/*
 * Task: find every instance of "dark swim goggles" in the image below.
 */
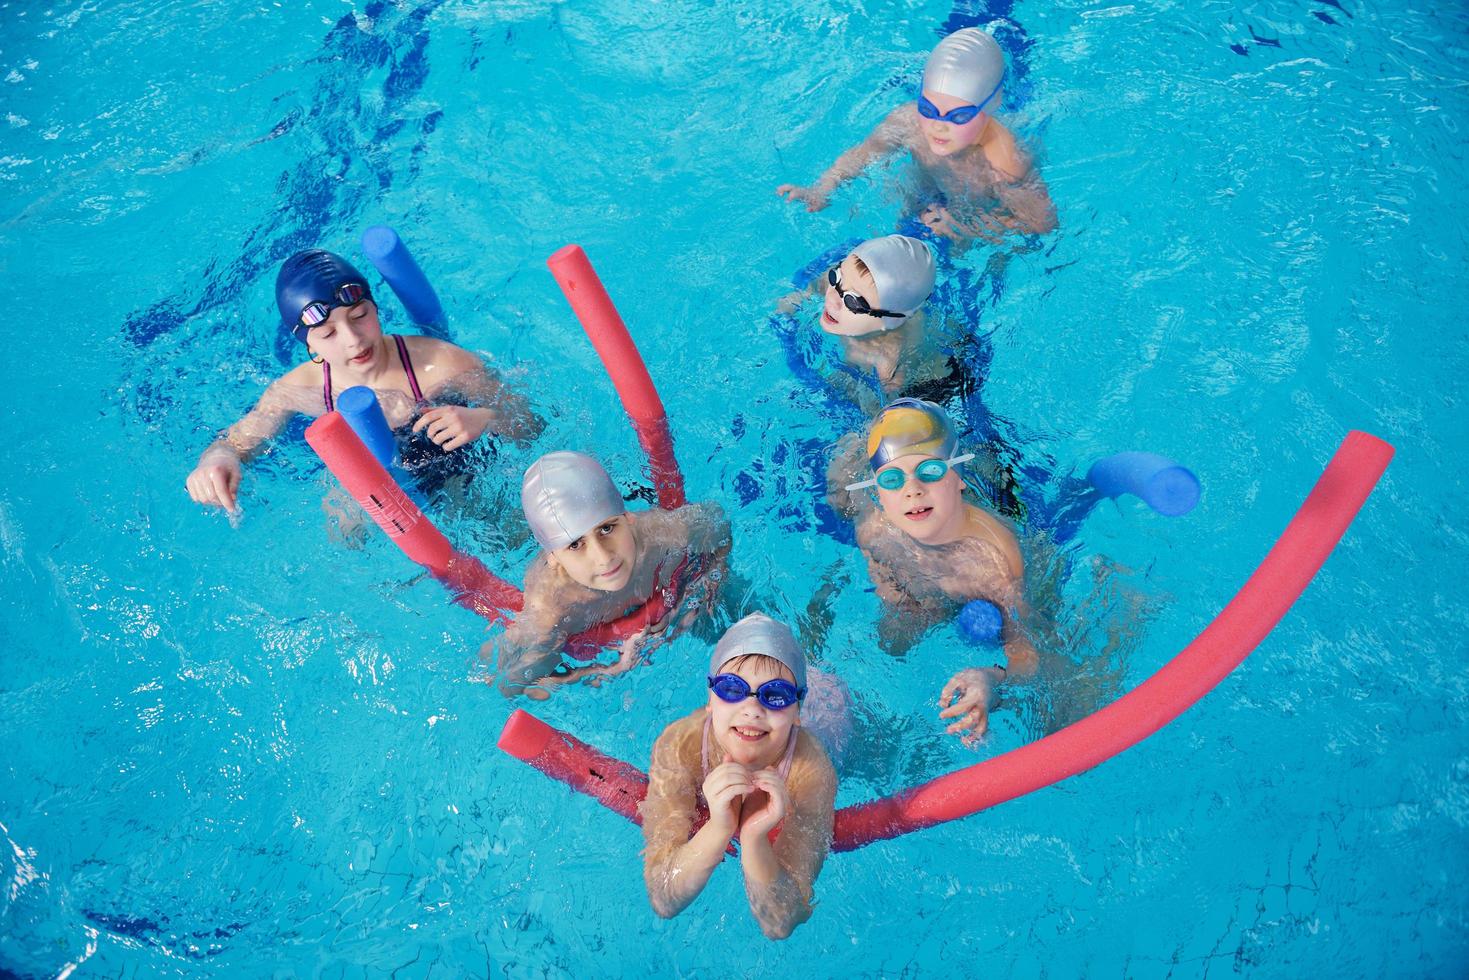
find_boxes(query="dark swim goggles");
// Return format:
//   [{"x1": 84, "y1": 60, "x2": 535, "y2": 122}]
[
  {"x1": 827, "y1": 265, "x2": 905, "y2": 320},
  {"x1": 708, "y1": 673, "x2": 806, "y2": 710},
  {"x1": 846, "y1": 453, "x2": 976, "y2": 492},
  {"x1": 916, "y1": 73, "x2": 1005, "y2": 126},
  {"x1": 296, "y1": 281, "x2": 370, "y2": 331}
]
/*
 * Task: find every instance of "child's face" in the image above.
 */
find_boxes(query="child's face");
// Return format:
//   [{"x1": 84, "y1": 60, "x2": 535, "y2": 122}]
[
  {"x1": 873, "y1": 452, "x2": 968, "y2": 545},
  {"x1": 305, "y1": 300, "x2": 385, "y2": 370},
  {"x1": 547, "y1": 513, "x2": 638, "y2": 591},
  {"x1": 707, "y1": 658, "x2": 800, "y2": 769},
  {"x1": 918, "y1": 89, "x2": 992, "y2": 157},
  {"x1": 822, "y1": 256, "x2": 887, "y2": 337}
]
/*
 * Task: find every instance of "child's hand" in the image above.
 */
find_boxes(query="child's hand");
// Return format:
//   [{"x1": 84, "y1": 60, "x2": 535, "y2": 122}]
[
  {"x1": 938, "y1": 667, "x2": 1003, "y2": 746},
  {"x1": 186, "y1": 447, "x2": 242, "y2": 513},
  {"x1": 738, "y1": 768, "x2": 790, "y2": 839},
  {"x1": 919, "y1": 204, "x2": 1006, "y2": 245},
  {"x1": 776, "y1": 183, "x2": 830, "y2": 213},
  {"x1": 412, "y1": 406, "x2": 493, "y2": 451},
  {"x1": 609, "y1": 627, "x2": 652, "y2": 675},
  {"x1": 702, "y1": 758, "x2": 754, "y2": 839}
]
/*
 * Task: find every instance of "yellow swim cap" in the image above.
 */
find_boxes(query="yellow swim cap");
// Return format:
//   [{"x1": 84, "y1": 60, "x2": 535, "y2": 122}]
[{"x1": 866, "y1": 398, "x2": 958, "y2": 469}]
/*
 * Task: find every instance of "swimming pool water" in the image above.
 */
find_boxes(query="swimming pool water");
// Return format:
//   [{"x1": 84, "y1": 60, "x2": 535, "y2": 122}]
[{"x1": 1, "y1": 0, "x2": 1465, "y2": 975}]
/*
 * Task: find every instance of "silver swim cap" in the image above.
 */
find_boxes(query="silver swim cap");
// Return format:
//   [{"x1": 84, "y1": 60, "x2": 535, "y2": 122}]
[
  {"x1": 850, "y1": 235, "x2": 936, "y2": 321},
  {"x1": 521, "y1": 451, "x2": 626, "y2": 551},
  {"x1": 710, "y1": 613, "x2": 806, "y2": 689},
  {"x1": 866, "y1": 397, "x2": 958, "y2": 470},
  {"x1": 922, "y1": 28, "x2": 1006, "y2": 106}
]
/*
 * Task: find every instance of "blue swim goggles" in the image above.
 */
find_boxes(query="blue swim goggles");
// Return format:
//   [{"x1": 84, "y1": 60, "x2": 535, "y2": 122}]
[
  {"x1": 846, "y1": 453, "x2": 975, "y2": 492},
  {"x1": 916, "y1": 73, "x2": 1005, "y2": 126},
  {"x1": 709, "y1": 673, "x2": 806, "y2": 711}
]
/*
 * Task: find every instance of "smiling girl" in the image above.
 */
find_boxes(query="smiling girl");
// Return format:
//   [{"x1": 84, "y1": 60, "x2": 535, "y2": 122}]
[
  {"x1": 185, "y1": 249, "x2": 540, "y2": 512},
  {"x1": 641, "y1": 613, "x2": 836, "y2": 940}
]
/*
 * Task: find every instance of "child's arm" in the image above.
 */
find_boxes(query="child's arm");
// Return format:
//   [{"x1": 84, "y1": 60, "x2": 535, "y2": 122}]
[
  {"x1": 410, "y1": 340, "x2": 545, "y2": 449},
  {"x1": 490, "y1": 578, "x2": 579, "y2": 698},
  {"x1": 642, "y1": 721, "x2": 752, "y2": 919},
  {"x1": 981, "y1": 127, "x2": 1057, "y2": 236},
  {"x1": 737, "y1": 742, "x2": 837, "y2": 940},
  {"x1": 185, "y1": 379, "x2": 307, "y2": 511},
  {"x1": 937, "y1": 530, "x2": 1039, "y2": 742},
  {"x1": 824, "y1": 433, "x2": 869, "y2": 519},
  {"x1": 776, "y1": 106, "x2": 910, "y2": 212}
]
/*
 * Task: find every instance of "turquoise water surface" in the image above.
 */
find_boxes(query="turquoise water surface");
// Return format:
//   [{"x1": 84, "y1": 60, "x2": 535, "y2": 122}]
[{"x1": 1, "y1": 0, "x2": 1466, "y2": 975}]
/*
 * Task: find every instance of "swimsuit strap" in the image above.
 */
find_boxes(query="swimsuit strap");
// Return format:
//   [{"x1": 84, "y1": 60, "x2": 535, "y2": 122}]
[
  {"x1": 701, "y1": 713, "x2": 714, "y2": 782},
  {"x1": 322, "y1": 361, "x2": 334, "y2": 413},
  {"x1": 777, "y1": 725, "x2": 800, "y2": 780},
  {"x1": 393, "y1": 335, "x2": 425, "y2": 404}
]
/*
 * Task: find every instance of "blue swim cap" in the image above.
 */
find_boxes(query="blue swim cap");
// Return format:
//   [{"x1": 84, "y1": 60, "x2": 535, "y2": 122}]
[{"x1": 276, "y1": 249, "x2": 373, "y2": 343}]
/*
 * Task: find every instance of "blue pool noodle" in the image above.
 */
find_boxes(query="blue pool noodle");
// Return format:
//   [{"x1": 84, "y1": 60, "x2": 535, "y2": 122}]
[
  {"x1": 1086, "y1": 452, "x2": 1200, "y2": 517},
  {"x1": 336, "y1": 386, "x2": 428, "y2": 508},
  {"x1": 360, "y1": 226, "x2": 448, "y2": 340}
]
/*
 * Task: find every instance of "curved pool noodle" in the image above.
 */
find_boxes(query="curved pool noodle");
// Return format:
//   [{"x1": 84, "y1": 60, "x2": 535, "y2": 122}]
[
  {"x1": 1087, "y1": 451, "x2": 1201, "y2": 517},
  {"x1": 304, "y1": 412, "x2": 523, "y2": 623},
  {"x1": 361, "y1": 225, "x2": 448, "y2": 339},
  {"x1": 546, "y1": 245, "x2": 686, "y2": 510},
  {"x1": 335, "y1": 386, "x2": 427, "y2": 509},
  {"x1": 956, "y1": 599, "x2": 1003, "y2": 647},
  {"x1": 498, "y1": 711, "x2": 649, "y2": 824},
  {"x1": 306, "y1": 409, "x2": 676, "y2": 654},
  {"x1": 497, "y1": 430, "x2": 1393, "y2": 851}
]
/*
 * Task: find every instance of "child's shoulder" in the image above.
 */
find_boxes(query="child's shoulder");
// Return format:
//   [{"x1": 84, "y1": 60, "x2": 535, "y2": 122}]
[
  {"x1": 878, "y1": 102, "x2": 923, "y2": 144},
  {"x1": 980, "y1": 119, "x2": 1029, "y2": 182},
  {"x1": 641, "y1": 499, "x2": 724, "y2": 534},
  {"x1": 401, "y1": 334, "x2": 479, "y2": 372},
  {"x1": 790, "y1": 729, "x2": 838, "y2": 794},
  {"x1": 278, "y1": 359, "x2": 322, "y2": 387},
  {"x1": 651, "y1": 708, "x2": 706, "y2": 764},
  {"x1": 962, "y1": 505, "x2": 1023, "y2": 576},
  {"x1": 520, "y1": 555, "x2": 583, "y2": 608}
]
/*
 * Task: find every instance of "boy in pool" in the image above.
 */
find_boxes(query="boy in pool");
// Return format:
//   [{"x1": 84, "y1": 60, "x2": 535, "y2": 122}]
[
  {"x1": 777, "y1": 27, "x2": 1056, "y2": 244},
  {"x1": 829, "y1": 398, "x2": 1038, "y2": 744},
  {"x1": 185, "y1": 249, "x2": 541, "y2": 512},
  {"x1": 780, "y1": 234, "x2": 951, "y2": 407},
  {"x1": 489, "y1": 450, "x2": 731, "y2": 698},
  {"x1": 641, "y1": 613, "x2": 836, "y2": 940}
]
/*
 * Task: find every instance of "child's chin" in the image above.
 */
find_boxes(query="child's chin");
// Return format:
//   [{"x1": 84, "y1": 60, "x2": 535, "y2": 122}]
[{"x1": 585, "y1": 572, "x2": 632, "y2": 592}]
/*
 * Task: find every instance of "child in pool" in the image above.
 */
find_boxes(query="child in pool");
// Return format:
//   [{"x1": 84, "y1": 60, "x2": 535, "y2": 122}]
[
  {"x1": 777, "y1": 27, "x2": 1056, "y2": 243},
  {"x1": 780, "y1": 234, "x2": 952, "y2": 408},
  {"x1": 829, "y1": 397, "x2": 1038, "y2": 744},
  {"x1": 641, "y1": 613, "x2": 836, "y2": 940},
  {"x1": 185, "y1": 249, "x2": 541, "y2": 512},
  {"x1": 489, "y1": 450, "x2": 731, "y2": 698}
]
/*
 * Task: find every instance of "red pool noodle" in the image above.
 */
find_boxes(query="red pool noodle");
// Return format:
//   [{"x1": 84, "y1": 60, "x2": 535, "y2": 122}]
[
  {"x1": 305, "y1": 412, "x2": 524, "y2": 623},
  {"x1": 547, "y1": 244, "x2": 686, "y2": 510},
  {"x1": 498, "y1": 710, "x2": 649, "y2": 824},
  {"x1": 497, "y1": 430, "x2": 1394, "y2": 850}
]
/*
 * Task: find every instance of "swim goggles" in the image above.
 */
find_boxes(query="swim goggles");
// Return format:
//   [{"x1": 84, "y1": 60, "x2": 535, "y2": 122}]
[
  {"x1": 916, "y1": 73, "x2": 1005, "y2": 126},
  {"x1": 296, "y1": 281, "x2": 370, "y2": 331},
  {"x1": 846, "y1": 453, "x2": 975, "y2": 492},
  {"x1": 708, "y1": 673, "x2": 806, "y2": 710},
  {"x1": 827, "y1": 265, "x2": 905, "y2": 320}
]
